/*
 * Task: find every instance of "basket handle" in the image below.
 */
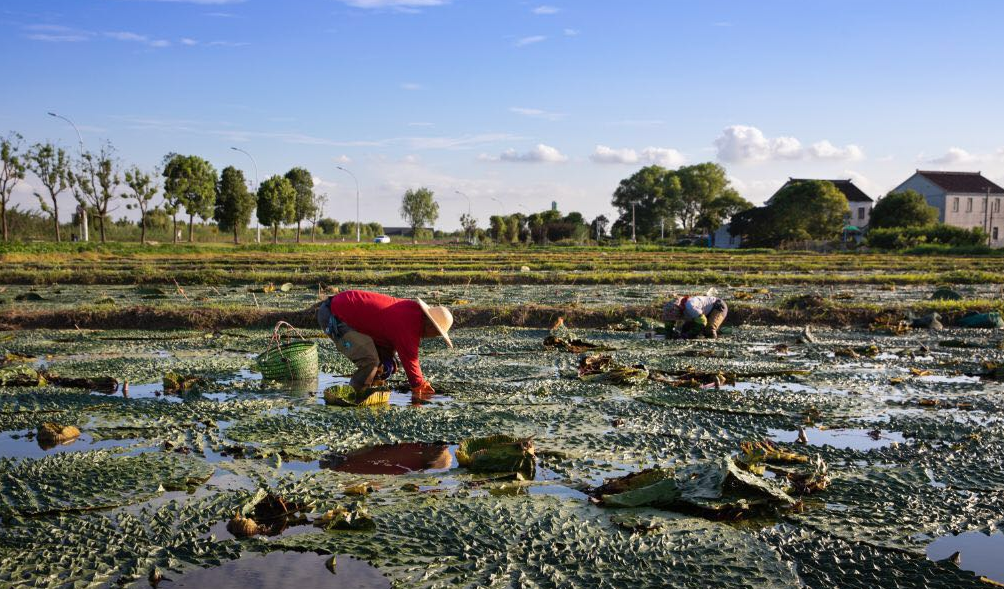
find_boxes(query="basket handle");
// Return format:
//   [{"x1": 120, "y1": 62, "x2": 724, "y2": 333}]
[{"x1": 263, "y1": 321, "x2": 310, "y2": 361}]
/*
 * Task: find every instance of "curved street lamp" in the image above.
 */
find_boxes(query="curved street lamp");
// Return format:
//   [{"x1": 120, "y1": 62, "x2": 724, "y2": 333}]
[
  {"x1": 48, "y1": 111, "x2": 88, "y2": 241},
  {"x1": 336, "y1": 165, "x2": 360, "y2": 242},
  {"x1": 230, "y1": 147, "x2": 261, "y2": 243}
]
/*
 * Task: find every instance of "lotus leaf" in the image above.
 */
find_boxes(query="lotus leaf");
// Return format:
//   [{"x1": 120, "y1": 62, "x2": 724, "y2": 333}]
[
  {"x1": 163, "y1": 371, "x2": 207, "y2": 393},
  {"x1": 314, "y1": 503, "x2": 375, "y2": 531},
  {"x1": 323, "y1": 385, "x2": 391, "y2": 407},
  {"x1": 456, "y1": 434, "x2": 536, "y2": 477},
  {"x1": 36, "y1": 422, "x2": 81, "y2": 446}
]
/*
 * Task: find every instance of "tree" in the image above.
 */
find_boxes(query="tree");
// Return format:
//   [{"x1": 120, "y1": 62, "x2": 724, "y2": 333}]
[
  {"x1": 732, "y1": 180, "x2": 848, "y2": 247},
  {"x1": 284, "y1": 167, "x2": 315, "y2": 243},
  {"x1": 124, "y1": 167, "x2": 159, "y2": 245},
  {"x1": 590, "y1": 215, "x2": 609, "y2": 241},
  {"x1": 214, "y1": 166, "x2": 256, "y2": 244},
  {"x1": 869, "y1": 190, "x2": 939, "y2": 229},
  {"x1": 400, "y1": 187, "x2": 439, "y2": 243},
  {"x1": 73, "y1": 142, "x2": 121, "y2": 242},
  {"x1": 162, "y1": 154, "x2": 217, "y2": 243},
  {"x1": 460, "y1": 213, "x2": 478, "y2": 243},
  {"x1": 696, "y1": 190, "x2": 752, "y2": 234},
  {"x1": 317, "y1": 217, "x2": 339, "y2": 235},
  {"x1": 367, "y1": 222, "x2": 383, "y2": 237},
  {"x1": 676, "y1": 163, "x2": 741, "y2": 233},
  {"x1": 256, "y1": 175, "x2": 296, "y2": 243},
  {"x1": 311, "y1": 192, "x2": 328, "y2": 242},
  {"x1": 26, "y1": 142, "x2": 71, "y2": 242},
  {"x1": 0, "y1": 132, "x2": 26, "y2": 241},
  {"x1": 611, "y1": 165, "x2": 679, "y2": 240}
]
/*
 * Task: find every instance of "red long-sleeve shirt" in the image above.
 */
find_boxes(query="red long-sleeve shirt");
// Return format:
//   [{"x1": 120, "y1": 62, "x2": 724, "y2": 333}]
[{"x1": 330, "y1": 290, "x2": 427, "y2": 387}]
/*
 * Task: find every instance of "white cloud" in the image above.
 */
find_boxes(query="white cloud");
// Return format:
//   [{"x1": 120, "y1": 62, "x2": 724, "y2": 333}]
[
  {"x1": 400, "y1": 82, "x2": 422, "y2": 91},
  {"x1": 206, "y1": 40, "x2": 249, "y2": 47},
  {"x1": 590, "y1": 145, "x2": 685, "y2": 167},
  {"x1": 480, "y1": 144, "x2": 568, "y2": 163},
  {"x1": 532, "y1": 5, "x2": 560, "y2": 15},
  {"x1": 515, "y1": 35, "x2": 546, "y2": 47},
  {"x1": 563, "y1": 28, "x2": 579, "y2": 36},
  {"x1": 180, "y1": 37, "x2": 199, "y2": 45},
  {"x1": 714, "y1": 125, "x2": 864, "y2": 163},
  {"x1": 407, "y1": 122, "x2": 434, "y2": 127},
  {"x1": 104, "y1": 31, "x2": 172, "y2": 46},
  {"x1": 130, "y1": 0, "x2": 245, "y2": 4},
  {"x1": 843, "y1": 170, "x2": 879, "y2": 195},
  {"x1": 509, "y1": 106, "x2": 565, "y2": 121},
  {"x1": 925, "y1": 147, "x2": 1001, "y2": 165},
  {"x1": 23, "y1": 24, "x2": 92, "y2": 42},
  {"x1": 333, "y1": 155, "x2": 352, "y2": 164}
]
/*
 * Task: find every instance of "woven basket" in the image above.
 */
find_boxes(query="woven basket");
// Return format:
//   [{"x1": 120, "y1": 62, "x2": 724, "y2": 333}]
[{"x1": 257, "y1": 322, "x2": 319, "y2": 381}]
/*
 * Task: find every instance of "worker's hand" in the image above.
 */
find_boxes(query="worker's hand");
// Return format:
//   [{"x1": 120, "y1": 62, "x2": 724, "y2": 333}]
[
  {"x1": 681, "y1": 315, "x2": 707, "y2": 338},
  {"x1": 411, "y1": 381, "x2": 435, "y2": 396}
]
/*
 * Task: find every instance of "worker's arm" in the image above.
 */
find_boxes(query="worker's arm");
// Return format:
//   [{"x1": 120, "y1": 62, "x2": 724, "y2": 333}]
[
  {"x1": 396, "y1": 332, "x2": 431, "y2": 393},
  {"x1": 680, "y1": 314, "x2": 708, "y2": 338}
]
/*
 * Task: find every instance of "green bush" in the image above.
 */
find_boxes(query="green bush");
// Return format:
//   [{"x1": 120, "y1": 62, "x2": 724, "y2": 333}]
[{"x1": 866, "y1": 224, "x2": 987, "y2": 250}]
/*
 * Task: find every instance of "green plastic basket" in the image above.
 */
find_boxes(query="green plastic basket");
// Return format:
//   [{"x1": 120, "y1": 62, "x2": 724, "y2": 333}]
[{"x1": 257, "y1": 339, "x2": 318, "y2": 381}]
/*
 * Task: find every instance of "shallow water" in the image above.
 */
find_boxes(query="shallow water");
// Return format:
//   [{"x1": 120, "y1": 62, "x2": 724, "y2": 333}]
[
  {"x1": 768, "y1": 427, "x2": 907, "y2": 451},
  {"x1": 927, "y1": 531, "x2": 1004, "y2": 584},
  {"x1": 0, "y1": 430, "x2": 146, "y2": 459},
  {"x1": 160, "y1": 551, "x2": 389, "y2": 589}
]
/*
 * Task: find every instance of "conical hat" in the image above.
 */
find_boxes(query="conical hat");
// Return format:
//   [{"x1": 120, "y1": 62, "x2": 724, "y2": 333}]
[{"x1": 416, "y1": 299, "x2": 454, "y2": 348}]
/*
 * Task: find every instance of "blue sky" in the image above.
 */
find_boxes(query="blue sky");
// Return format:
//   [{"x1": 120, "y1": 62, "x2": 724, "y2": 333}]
[{"x1": 3, "y1": 0, "x2": 1004, "y2": 229}]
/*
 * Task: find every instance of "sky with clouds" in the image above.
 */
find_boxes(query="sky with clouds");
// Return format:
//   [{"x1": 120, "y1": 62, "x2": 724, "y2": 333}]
[{"x1": 3, "y1": 0, "x2": 1004, "y2": 229}]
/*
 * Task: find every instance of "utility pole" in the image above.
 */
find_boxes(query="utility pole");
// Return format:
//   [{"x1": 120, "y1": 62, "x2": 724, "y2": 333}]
[
  {"x1": 631, "y1": 201, "x2": 639, "y2": 243},
  {"x1": 985, "y1": 187, "x2": 992, "y2": 246},
  {"x1": 660, "y1": 217, "x2": 665, "y2": 240}
]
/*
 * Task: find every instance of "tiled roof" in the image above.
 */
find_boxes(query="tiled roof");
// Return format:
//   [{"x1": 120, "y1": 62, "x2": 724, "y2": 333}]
[{"x1": 916, "y1": 170, "x2": 1004, "y2": 194}]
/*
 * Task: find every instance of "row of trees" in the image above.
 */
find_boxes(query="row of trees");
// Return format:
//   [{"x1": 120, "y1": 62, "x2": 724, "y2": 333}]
[{"x1": 0, "y1": 131, "x2": 345, "y2": 244}]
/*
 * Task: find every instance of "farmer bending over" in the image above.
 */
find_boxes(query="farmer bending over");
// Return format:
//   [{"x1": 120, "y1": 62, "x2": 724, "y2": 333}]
[
  {"x1": 317, "y1": 289, "x2": 453, "y2": 395},
  {"x1": 663, "y1": 295, "x2": 728, "y2": 339}
]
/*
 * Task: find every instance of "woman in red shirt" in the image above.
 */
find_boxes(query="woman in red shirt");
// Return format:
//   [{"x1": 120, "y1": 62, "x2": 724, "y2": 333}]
[{"x1": 316, "y1": 290, "x2": 453, "y2": 395}]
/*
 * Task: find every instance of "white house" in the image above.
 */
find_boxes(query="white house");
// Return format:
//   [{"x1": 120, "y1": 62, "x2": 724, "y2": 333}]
[
  {"x1": 777, "y1": 178, "x2": 874, "y2": 228},
  {"x1": 711, "y1": 224, "x2": 741, "y2": 248},
  {"x1": 891, "y1": 170, "x2": 1004, "y2": 247}
]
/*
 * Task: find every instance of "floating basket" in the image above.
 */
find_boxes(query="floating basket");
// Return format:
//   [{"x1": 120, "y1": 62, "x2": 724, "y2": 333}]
[
  {"x1": 323, "y1": 385, "x2": 391, "y2": 407},
  {"x1": 257, "y1": 322, "x2": 319, "y2": 381}
]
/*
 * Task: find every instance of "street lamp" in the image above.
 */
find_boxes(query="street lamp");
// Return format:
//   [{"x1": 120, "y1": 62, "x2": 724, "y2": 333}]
[
  {"x1": 230, "y1": 147, "x2": 261, "y2": 243},
  {"x1": 336, "y1": 165, "x2": 360, "y2": 242},
  {"x1": 454, "y1": 190, "x2": 472, "y2": 217},
  {"x1": 48, "y1": 111, "x2": 87, "y2": 241}
]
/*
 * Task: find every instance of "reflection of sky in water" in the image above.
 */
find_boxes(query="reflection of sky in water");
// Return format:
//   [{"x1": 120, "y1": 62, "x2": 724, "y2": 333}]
[
  {"x1": 0, "y1": 430, "x2": 148, "y2": 460},
  {"x1": 163, "y1": 551, "x2": 389, "y2": 589},
  {"x1": 928, "y1": 531, "x2": 1004, "y2": 584},
  {"x1": 769, "y1": 427, "x2": 906, "y2": 451}
]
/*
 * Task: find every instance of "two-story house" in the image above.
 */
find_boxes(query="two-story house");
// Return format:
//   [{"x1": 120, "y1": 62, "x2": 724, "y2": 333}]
[
  {"x1": 778, "y1": 178, "x2": 874, "y2": 228},
  {"x1": 890, "y1": 170, "x2": 1004, "y2": 247}
]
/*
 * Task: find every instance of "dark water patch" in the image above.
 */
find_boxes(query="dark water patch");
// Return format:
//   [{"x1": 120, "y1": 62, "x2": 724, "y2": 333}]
[
  {"x1": 0, "y1": 430, "x2": 145, "y2": 460},
  {"x1": 769, "y1": 427, "x2": 906, "y2": 451},
  {"x1": 321, "y1": 443, "x2": 455, "y2": 475},
  {"x1": 927, "y1": 531, "x2": 1004, "y2": 584},
  {"x1": 161, "y1": 551, "x2": 389, "y2": 588}
]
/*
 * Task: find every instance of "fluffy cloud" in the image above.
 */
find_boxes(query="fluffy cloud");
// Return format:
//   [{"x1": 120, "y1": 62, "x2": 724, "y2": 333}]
[
  {"x1": 337, "y1": 0, "x2": 448, "y2": 8},
  {"x1": 532, "y1": 5, "x2": 560, "y2": 14},
  {"x1": 400, "y1": 82, "x2": 422, "y2": 91},
  {"x1": 104, "y1": 31, "x2": 171, "y2": 47},
  {"x1": 926, "y1": 147, "x2": 1004, "y2": 165},
  {"x1": 590, "y1": 145, "x2": 685, "y2": 167},
  {"x1": 480, "y1": 144, "x2": 568, "y2": 163},
  {"x1": 714, "y1": 125, "x2": 863, "y2": 164}
]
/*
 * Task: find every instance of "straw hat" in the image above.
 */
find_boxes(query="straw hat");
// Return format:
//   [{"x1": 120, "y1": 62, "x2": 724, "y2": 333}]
[{"x1": 416, "y1": 299, "x2": 454, "y2": 348}]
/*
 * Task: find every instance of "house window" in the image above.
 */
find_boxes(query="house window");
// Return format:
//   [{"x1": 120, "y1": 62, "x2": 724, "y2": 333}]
[
  {"x1": 967, "y1": 198, "x2": 973, "y2": 212},
  {"x1": 996, "y1": 199, "x2": 1001, "y2": 213},
  {"x1": 858, "y1": 207, "x2": 865, "y2": 220},
  {"x1": 994, "y1": 227, "x2": 1000, "y2": 241},
  {"x1": 953, "y1": 198, "x2": 959, "y2": 212}
]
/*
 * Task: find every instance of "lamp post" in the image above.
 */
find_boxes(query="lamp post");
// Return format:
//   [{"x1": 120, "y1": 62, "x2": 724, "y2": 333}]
[
  {"x1": 230, "y1": 147, "x2": 260, "y2": 243},
  {"x1": 336, "y1": 165, "x2": 360, "y2": 242},
  {"x1": 48, "y1": 111, "x2": 88, "y2": 241},
  {"x1": 455, "y1": 190, "x2": 473, "y2": 244}
]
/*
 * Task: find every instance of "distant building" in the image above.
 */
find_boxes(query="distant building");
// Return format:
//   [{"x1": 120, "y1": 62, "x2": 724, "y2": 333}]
[
  {"x1": 711, "y1": 224, "x2": 741, "y2": 249},
  {"x1": 771, "y1": 178, "x2": 874, "y2": 228},
  {"x1": 891, "y1": 170, "x2": 1004, "y2": 247}
]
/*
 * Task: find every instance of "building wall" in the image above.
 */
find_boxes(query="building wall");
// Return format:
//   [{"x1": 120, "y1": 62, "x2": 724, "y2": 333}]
[
  {"x1": 845, "y1": 202, "x2": 872, "y2": 227},
  {"x1": 892, "y1": 174, "x2": 948, "y2": 222},
  {"x1": 712, "y1": 224, "x2": 741, "y2": 248},
  {"x1": 890, "y1": 173, "x2": 1004, "y2": 247}
]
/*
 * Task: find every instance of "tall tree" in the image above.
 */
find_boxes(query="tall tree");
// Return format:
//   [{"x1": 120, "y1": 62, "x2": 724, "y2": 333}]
[
  {"x1": 74, "y1": 142, "x2": 121, "y2": 242},
  {"x1": 256, "y1": 175, "x2": 296, "y2": 244},
  {"x1": 400, "y1": 187, "x2": 439, "y2": 243},
  {"x1": 732, "y1": 180, "x2": 848, "y2": 247},
  {"x1": 0, "y1": 132, "x2": 26, "y2": 241},
  {"x1": 869, "y1": 190, "x2": 939, "y2": 229},
  {"x1": 611, "y1": 165, "x2": 680, "y2": 240},
  {"x1": 162, "y1": 154, "x2": 217, "y2": 243},
  {"x1": 284, "y1": 167, "x2": 315, "y2": 243},
  {"x1": 214, "y1": 166, "x2": 256, "y2": 245},
  {"x1": 311, "y1": 192, "x2": 328, "y2": 242},
  {"x1": 676, "y1": 163, "x2": 739, "y2": 233},
  {"x1": 696, "y1": 190, "x2": 753, "y2": 234},
  {"x1": 123, "y1": 167, "x2": 159, "y2": 245},
  {"x1": 460, "y1": 213, "x2": 478, "y2": 243},
  {"x1": 26, "y1": 143, "x2": 71, "y2": 242}
]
